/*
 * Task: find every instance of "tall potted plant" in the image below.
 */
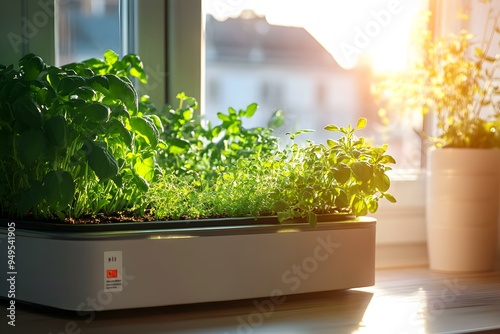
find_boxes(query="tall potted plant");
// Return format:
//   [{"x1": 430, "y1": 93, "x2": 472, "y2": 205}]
[{"x1": 373, "y1": 10, "x2": 500, "y2": 272}]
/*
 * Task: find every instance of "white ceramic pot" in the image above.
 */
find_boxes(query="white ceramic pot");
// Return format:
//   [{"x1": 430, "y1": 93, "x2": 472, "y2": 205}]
[{"x1": 426, "y1": 148, "x2": 500, "y2": 272}]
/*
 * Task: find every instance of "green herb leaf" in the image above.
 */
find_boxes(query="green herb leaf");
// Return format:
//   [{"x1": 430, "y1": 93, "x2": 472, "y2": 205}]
[
  {"x1": 72, "y1": 86, "x2": 96, "y2": 100},
  {"x1": 43, "y1": 170, "x2": 75, "y2": 210},
  {"x1": 352, "y1": 196, "x2": 368, "y2": 216},
  {"x1": 277, "y1": 211, "x2": 291, "y2": 223},
  {"x1": 368, "y1": 199, "x2": 379, "y2": 213},
  {"x1": 130, "y1": 116, "x2": 159, "y2": 147},
  {"x1": 356, "y1": 117, "x2": 367, "y2": 130},
  {"x1": 44, "y1": 115, "x2": 68, "y2": 149},
  {"x1": 335, "y1": 190, "x2": 349, "y2": 208},
  {"x1": 84, "y1": 103, "x2": 110, "y2": 122},
  {"x1": 106, "y1": 74, "x2": 138, "y2": 113},
  {"x1": 107, "y1": 118, "x2": 132, "y2": 148},
  {"x1": 384, "y1": 193, "x2": 397, "y2": 203},
  {"x1": 19, "y1": 54, "x2": 45, "y2": 80},
  {"x1": 88, "y1": 75, "x2": 110, "y2": 91},
  {"x1": 58, "y1": 76, "x2": 86, "y2": 96},
  {"x1": 122, "y1": 54, "x2": 147, "y2": 84},
  {"x1": 85, "y1": 141, "x2": 119, "y2": 180},
  {"x1": 245, "y1": 103, "x2": 258, "y2": 118},
  {"x1": 332, "y1": 164, "x2": 351, "y2": 184},
  {"x1": 12, "y1": 96, "x2": 42, "y2": 130},
  {"x1": 132, "y1": 171, "x2": 150, "y2": 193},
  {"x1": 375, "y1": 172, "x2": 391, "y2": 192},
  {"x1": 104, "y1": 49, "x2": 119, "y2": 65},
  {"x1": 134, "y1": 156, "x2": 156, "y2": 181},
  {"x1": 17, "y1": 128, "x2": 47, "y2": 165},
  {"x1": 166, "y1": 138, "x2": 190, "y2": 154},
  {"x1": 352, "y1": 162, "x2": 373, "y2": 183},
  {"x1": 324, "y1": 124, "x2": 340, "y2": 132}
]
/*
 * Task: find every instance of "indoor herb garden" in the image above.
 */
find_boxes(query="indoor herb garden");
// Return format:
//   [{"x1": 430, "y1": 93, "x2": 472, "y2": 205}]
[
  {"x1": 0, "y1": 51, "x2": 396, "y2": 226},
  {"x1": 0, "y1": 51, "x2": 396, "y2": 311}
]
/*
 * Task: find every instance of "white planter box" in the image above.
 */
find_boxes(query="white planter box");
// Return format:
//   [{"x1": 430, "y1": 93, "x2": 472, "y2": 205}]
[{"x1": 0, "y1": 217, "x2": 376, "y2": 311}]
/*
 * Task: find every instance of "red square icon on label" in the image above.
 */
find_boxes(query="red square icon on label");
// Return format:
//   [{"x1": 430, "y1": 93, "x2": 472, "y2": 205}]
[{"x1": 106, "y1": 269, "x2": 118, "y2": 278}]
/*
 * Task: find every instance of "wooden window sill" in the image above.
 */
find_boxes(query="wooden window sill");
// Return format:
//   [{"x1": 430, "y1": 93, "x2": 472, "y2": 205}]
[{"x1": 6, "y1": 258, "x2": 500, "y2": 334}]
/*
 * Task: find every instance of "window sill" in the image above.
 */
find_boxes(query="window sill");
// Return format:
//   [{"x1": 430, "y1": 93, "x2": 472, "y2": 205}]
[{"x1": 9, "y1": 259, "x2": 500, "y2": 333}]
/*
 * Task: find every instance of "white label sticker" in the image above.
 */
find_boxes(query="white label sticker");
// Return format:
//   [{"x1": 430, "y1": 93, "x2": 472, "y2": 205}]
[{"x1": 104, "y1": 251, "x2": 123, "y2": 292}]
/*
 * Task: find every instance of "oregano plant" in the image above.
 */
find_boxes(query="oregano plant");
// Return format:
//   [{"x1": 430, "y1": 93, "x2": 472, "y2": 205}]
[{"x1": 271, "y1": 118, "x2": 396, "y2": 227}]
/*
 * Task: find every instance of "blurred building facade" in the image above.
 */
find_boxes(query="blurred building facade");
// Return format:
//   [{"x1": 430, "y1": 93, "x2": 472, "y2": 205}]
[{"x1": 205, "y1": 13, "x2": 378, "y2": 144}]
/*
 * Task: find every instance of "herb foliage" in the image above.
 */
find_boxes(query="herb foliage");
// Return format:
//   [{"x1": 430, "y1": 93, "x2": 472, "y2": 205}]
[
  {"x1": 270, "y1": 118, "x2": 396, "y2": 227},
  {"x1": 1, "y1": 51, "x2": 396, "y2": 226},
  {"x1": 0, "y1": 50, "x2": 160, "y2": 219}
]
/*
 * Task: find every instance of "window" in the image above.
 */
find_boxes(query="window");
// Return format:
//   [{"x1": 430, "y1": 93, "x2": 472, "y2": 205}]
[
  {"x1": 55, "y1": 0, "x2": 125, "y2": 65},
  {"x1": 204, "y1": 0, "x2": 428, "y2": 170},
  {"x1": 53, "y1": 0, "x2": 166, "y2": 108}
]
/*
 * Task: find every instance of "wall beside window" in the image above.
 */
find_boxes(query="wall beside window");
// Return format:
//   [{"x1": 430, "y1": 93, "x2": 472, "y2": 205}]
[{"x1": 0, "y1": 0, "x2": 55, "y2": 65}]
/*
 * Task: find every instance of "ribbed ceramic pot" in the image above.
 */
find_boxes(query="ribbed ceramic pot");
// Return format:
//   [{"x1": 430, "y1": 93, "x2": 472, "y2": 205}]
[{"x1": 426, "y1": 148, "x2": 500, "y2": 272}]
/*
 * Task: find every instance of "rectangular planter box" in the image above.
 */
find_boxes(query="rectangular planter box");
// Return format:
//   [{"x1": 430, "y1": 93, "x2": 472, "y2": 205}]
[{"x1": 0, "y1": 217, "x2": 376, "y2": 311}]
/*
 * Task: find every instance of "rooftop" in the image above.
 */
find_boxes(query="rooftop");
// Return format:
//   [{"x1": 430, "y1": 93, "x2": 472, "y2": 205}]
[{"x1": 205, "y1": 13, "x2": 341, "y2": 68}]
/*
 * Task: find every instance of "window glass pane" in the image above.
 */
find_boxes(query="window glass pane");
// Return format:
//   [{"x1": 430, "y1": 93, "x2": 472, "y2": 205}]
[
  {"x1": 56, "y1": 0, "x2": 122, "y2": 65},
  {"x1": 204, "y1": 0, "x2": 428, "y2": 170}
]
